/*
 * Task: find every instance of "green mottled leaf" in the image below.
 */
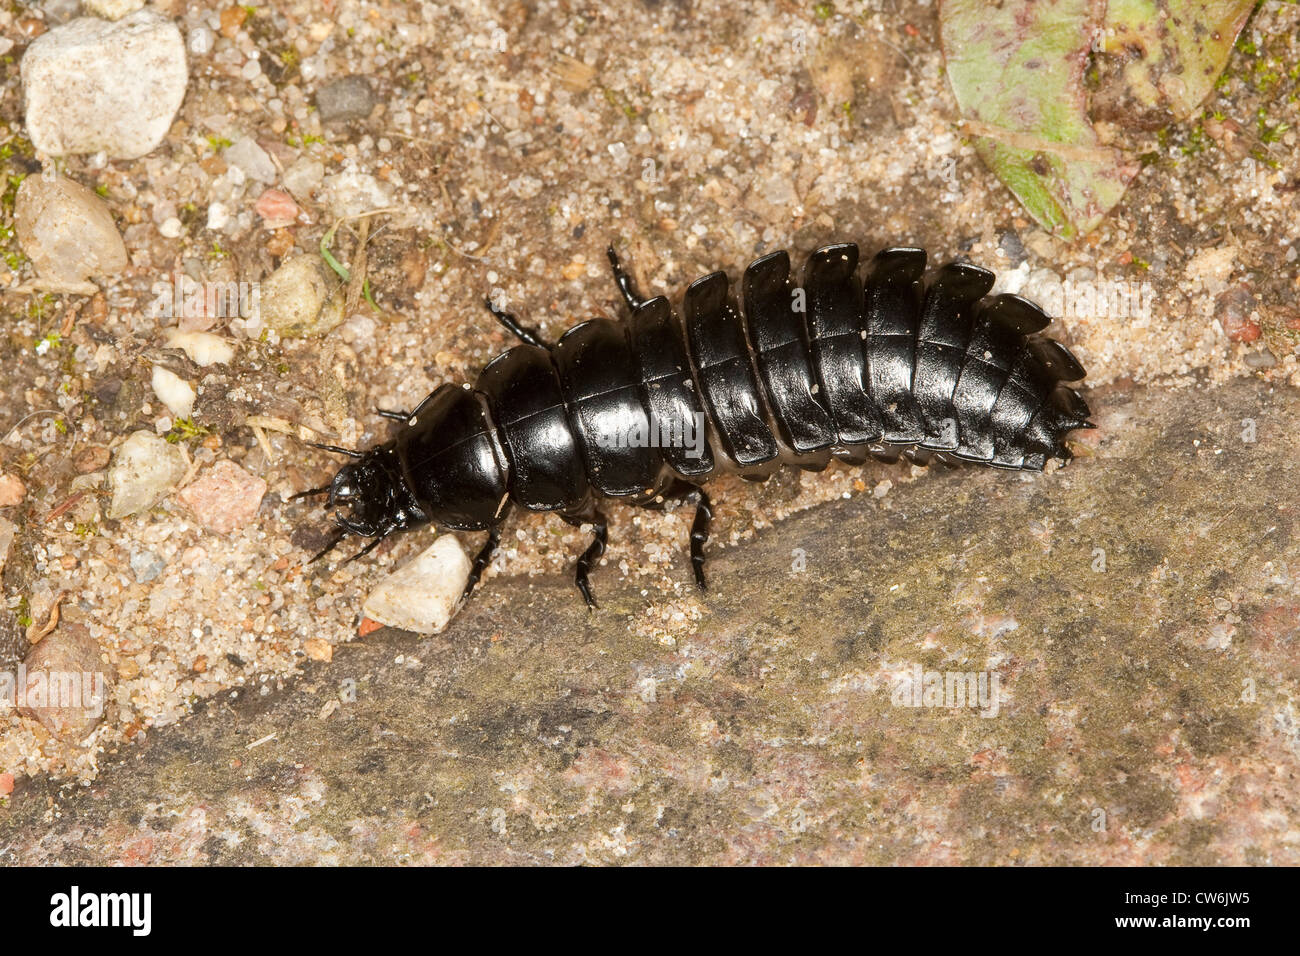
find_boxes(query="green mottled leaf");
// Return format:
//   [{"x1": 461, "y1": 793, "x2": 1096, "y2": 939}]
[
  {"x1": 939, "y1": 0, "x2": 1256, "y2": 238},
  {"x1": 1099, "y1": 0, "x2": 1255, "y2": 121}
]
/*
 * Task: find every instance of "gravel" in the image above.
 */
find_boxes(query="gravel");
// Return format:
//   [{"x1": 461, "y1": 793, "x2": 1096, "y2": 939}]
[
  {"x1": 17, "y1": 621, "x2": 109, "y2": 741},
  {"x1": 84, "y1": 0, "x2": 146, "y2": 20},
  {"x1": 149, "y1": 364, "x2": 196, "y2": 419},
  {"x1": 175, "y1": 459, "x2": 267, "y2": 535},
  {"x1": 360, "y1": 534, "x2": 471, "y2": 635},
  {"x1": 224, "y1": 137, "x2": 278, "y2": 185},
  {"x1": 315, "y1": 75, "x2": 377, "y2": 123},
  {"x1": 104, "y1": 430, "x2": 186, "y2": 520},
  {"x1": 257, "y1": 252, "x2": 345, "y2": 338},
  {"x1": 20, "y1": 10, "x2": 188, "y2": 159},
  {"x1": 13, "y1": 174, "x2": 127, "y2": 293},
  {"x1": 0, "y1": 474, "x2": 24, "y2": 508}
]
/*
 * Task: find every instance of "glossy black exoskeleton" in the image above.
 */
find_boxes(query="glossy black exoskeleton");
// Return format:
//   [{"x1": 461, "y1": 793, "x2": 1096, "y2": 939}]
[{"x1": 295, "y1": 243, "x2": 1093, "y2": 608}]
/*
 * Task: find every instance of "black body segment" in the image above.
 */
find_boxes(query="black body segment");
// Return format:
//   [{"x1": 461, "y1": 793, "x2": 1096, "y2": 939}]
[
  {"x1": 803, "y1": 243, "x2": 884, "y2": 445},
  {"x1": 912, "y1": 261, "x2": 996, "y2": 451},
  {"x1": 862, "y1": 247, "x2": 928, "y2": 444},
  {"x1": 552, "y1": 318, "x2": 663, "y2": 498},
  {"x1": 476, "y1": 344, "x2": 587, "y2": 512},
  {"x1": 741, "y1": 250, "x2": 836, "y2": 454},
  {"x1": 683, "y1": 270, "x2": 780, "y2": 469},
  {"x1": 299, "y1": 240, "x2": 1094, "y2": 609},
  {"x1": 950, "y1": 294, "x2": 1048, "y2": 462},
  {"x1": 628, "y1": 294, "x2": 715, "y2": 478},
  {"x1": 395, "y1": 384, "x2": 508, "y2": 531}
]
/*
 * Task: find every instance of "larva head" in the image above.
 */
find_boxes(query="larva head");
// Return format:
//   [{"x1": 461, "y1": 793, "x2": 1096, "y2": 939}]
[{"x1": 326, "y1": 448, "x2": 424, "y2": 538}]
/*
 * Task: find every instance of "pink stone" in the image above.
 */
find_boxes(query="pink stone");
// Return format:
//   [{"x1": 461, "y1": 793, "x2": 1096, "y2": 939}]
[
  {"x1": 0, "y1": 472, "x2": 25, "y2": 507},
  {"x1": 254, "y1": 188, "x2": 302, "y2": 228},
  {"x1": 19, "y1": 623, "x2": 109, "y2": 740},
  {"x1": 178, "y1": 460, "x2": 267, "y2": 534}
]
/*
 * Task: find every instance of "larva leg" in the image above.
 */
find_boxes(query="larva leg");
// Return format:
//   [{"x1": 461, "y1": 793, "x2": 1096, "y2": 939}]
[
  {"x1": 482, "y1": 296, "x2": 551, "y2": 350},
  {"x1": 606, "y1": 244, "x2": 648, "y2": 311},
  {"x1": 342, "y1": 534, "x2": 385, "y2": 566},
  {"x1": 562, "y1": 510, "x2": 608, "y2": 609},
  {"x1": 688, "y1": 488, "x2": 712, "y2": 591},
  {"x1": 640, "y1": 480, "x2": 713, "y2": 591},
  {"x1": 375, "y1": 407, "x2": 410, "y2": 422},
  {"x1": 462, "y1": 523, "x2": 503, "y2": 602}
]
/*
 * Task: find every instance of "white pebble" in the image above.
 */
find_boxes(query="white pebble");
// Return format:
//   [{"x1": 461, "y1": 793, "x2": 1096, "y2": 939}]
[
  {"x1": 321, "y1": 170, "x2": 395, "y2": 219},
  {"x1": 259, "y1": 254, "x2": 344, "y2": 338},
  {"x1": 151, "y1": 365, "x2": 196, "y2": 419},
  {"x1": 164, "y1": 329, "x2": 236, "y2": 366},
  {"x1": 13, "y1": 174, "x2": 127, "y2": 293},
  {"x1": 21, "y1": 11, "x2": 188, "y2": 159},
  {"x1": 225, "y1": 137, "x2": 277, "y2": 184},
  {"x1": 206, "y1": 201, "x2": 230, "y2": 231},
  {"x1": 361, "y1": 536, "x2": 472, "y2": 635},
  {"x1": 107, "y1": 430, "x2": 186, "y2": 519}
]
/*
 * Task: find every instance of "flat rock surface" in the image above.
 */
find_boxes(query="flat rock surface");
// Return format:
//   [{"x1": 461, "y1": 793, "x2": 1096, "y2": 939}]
[{"x1": 2, "y1": 377, "x2": 1296, "y2": 865}]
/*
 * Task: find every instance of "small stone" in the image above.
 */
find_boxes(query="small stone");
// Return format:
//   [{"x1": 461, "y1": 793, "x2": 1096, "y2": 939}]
[
  {"x1": 117, "y1": 658, "x2": 140, "y2": 680},
  {"x1": 164, "y1": 329, "x2": 236, "y2": 367},
  {"x1": 1244, "y1": 349, "x2": 1277, "y2": 370},
  {"x1": 1190, "y1": 245, "x2": 1237, "y2": 294},
  {"x1": 361, "y1": 535, "x2": 472, "y2": 635},
  {"x1": 281, "y1": 157, "x2": 325, "y2": 198},
  {"x1": 176, "y1": 459, "x2": 267, "y2": 534},
  {"x1": 225, "y1": 137, "x2": 276, "y2": 184},
  {"x1": 129, "y1": 549, "x2": 164, "y2": 583},
  {"x1": 303, "y1": 638, "x2": 333, "y2": 662},
  {"x1": 158, "y1": 216, "x2": 183, "y2": 238},
  {"x1": 0, "y1": 517, "x2": 15, "y2": 576},
  {"x1": 254, "y1": 188, "x2": 301, "y2": 228},
  {"x1": 0, "y1": 473, "x2": 25, "y2": 507},
  {"x1": 207, "y1": 200, "x2": 231, "y2": 231},
  {"x1": 259, "y1": 253, "x2": 344, "y2": 338},
  {"x1": 14, "y1": 174, "x2": 128, "y2": 293},
  {"x1": 265, "y1": 229, "x2": 295, "y2": 258},
  {"x1": 21, "y1": 11, "x2": 188, "y2": 159},
  {"x1": 43, "y1": 0, "x2": 83, "y2": 25},
  {"x1": 998, "y1": 230, "x2": 1025, "y2": 262},
  {"x1": 321, "y1": 170, "x2": 394, "y2": 219},
  {"x1": 1218, "y1": 284, "x2": 1261, "y2": 344},
  {"x1": 218, "y1": 5, "x2": 247, "y2": 38},
  {"x1": 315, "y1": 75, "x2": 376, "y2": 123},
  {"x1": 339, "y1": 313, "x2": 376, "y2": 346},
  {"x1": 0, "y1": 773, "x2": 12, "y2": 796},
  {"x1": 73, "y1": 444, "x2": 111, "y2": 473},
  {"x1": 84, "y1": 0, "x2": 146, "y2": 20},
  {"x1": 18, "y1": 622, "x2": 111, "y2": 741},
  {"x1": 151, "y1": 365, "x2": 196, "y2": 420},
  {"x1": 106, "y1": 430, "x2": 187, "y2": 519}
]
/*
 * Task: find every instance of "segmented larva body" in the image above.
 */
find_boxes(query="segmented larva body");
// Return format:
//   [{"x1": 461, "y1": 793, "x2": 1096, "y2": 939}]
[{"x1": 299, "y1": 243, "x2": 1093, "y2": 607}]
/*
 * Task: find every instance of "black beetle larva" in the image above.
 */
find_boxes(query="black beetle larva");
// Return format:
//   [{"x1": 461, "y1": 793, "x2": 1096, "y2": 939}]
[{"x1": 294, "y1": 242, "x2": 1093, "y2": 607}]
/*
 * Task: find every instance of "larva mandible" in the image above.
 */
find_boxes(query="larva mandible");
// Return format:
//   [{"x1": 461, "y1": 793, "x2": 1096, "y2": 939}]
[{"x1": 295, "y1": 241, "x2": 1094, "y2": 607}]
